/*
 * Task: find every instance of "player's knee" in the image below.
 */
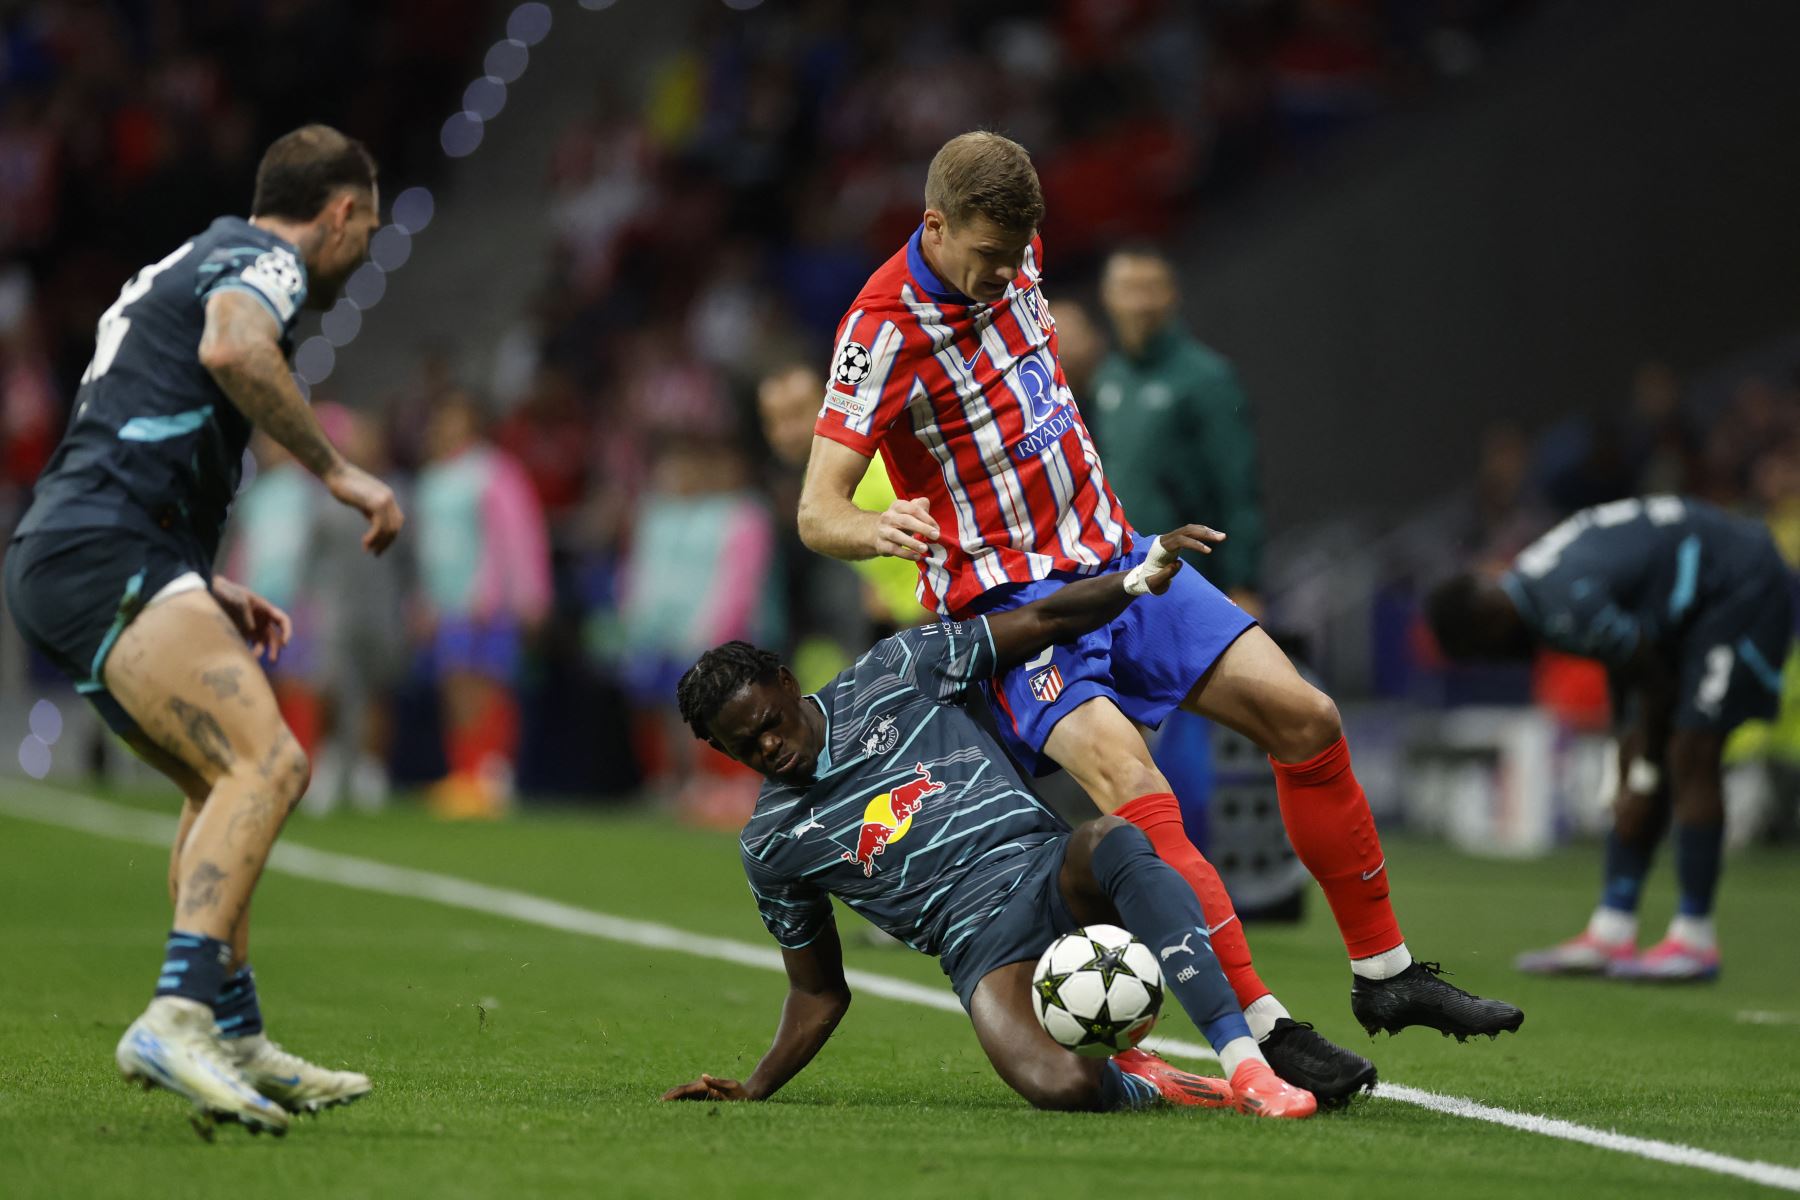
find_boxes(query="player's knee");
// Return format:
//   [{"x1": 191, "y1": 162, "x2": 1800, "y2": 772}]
[
  {"x1": 265, "y1": 729, "x2": 312, "y2": 810},
  {"x1": 1083, "y1": 752, "x2": 1169, "y2": 812},
  {"x1": 1075, "y1": 814, "x2": 1133, "y2": 854},
  {"x1": 1019, "y1": 1062, "x2": 1102, "y2": 1112},
  {"x1": 1268, "y1": 687, "x2": 1341, "y2": 762}
]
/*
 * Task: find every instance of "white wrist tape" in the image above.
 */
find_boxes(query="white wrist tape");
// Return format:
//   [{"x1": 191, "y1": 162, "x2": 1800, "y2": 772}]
[
  {"x1": 1123, "y1": 537, "x2": 1177, "y2": 595},
  {"x1": 1626, "y1": 757, "x2": 1662, "y2": 794}
]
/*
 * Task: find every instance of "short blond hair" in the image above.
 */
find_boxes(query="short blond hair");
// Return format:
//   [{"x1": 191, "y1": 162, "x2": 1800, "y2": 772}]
[{"x1": 924, "y1": 131, "x2": 1044, "y2": 234}]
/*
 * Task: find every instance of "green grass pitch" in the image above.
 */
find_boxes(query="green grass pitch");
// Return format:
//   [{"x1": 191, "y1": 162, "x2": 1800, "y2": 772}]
[{"x1": 2, "y1": 783, "x2": 1797, "y2": 1199}]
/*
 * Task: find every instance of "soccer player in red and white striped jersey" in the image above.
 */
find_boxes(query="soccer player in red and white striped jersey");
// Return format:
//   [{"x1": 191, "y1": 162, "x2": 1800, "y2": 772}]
[{"x1": 799, "y1": 133, "x2": 1521, "y2": 1098}]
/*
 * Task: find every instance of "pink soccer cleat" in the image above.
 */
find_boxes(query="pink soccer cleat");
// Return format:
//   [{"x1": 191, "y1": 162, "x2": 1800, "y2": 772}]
[
  {"x1": 1228, "y1": 1060, "x2": 1317, "y2": 1118},
  {"x1": 1606, "y1": 936, "x2": 1720, "y2": 983},
  {"x1": 1515, "y1": 931, "x2": 1636, "y2": 976},
  {"x1": 1112, "y1": 1048, "x2": 1235, "y2": 1109}
]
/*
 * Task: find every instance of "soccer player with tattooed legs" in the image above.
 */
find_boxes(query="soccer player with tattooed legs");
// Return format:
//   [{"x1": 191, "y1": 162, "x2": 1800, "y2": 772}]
[
  {"x1": 797, "y1": 132, "x2": 1522, "y2": 1097},
  {"x1": 5, "y1": 126, "x2": 401, "y2": 1135},
  {"x1": 664, "y1": 529, "x2": 1315, "y2": 1117}
]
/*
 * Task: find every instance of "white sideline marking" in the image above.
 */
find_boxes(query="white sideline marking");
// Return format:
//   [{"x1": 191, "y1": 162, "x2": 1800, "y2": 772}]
[{"x1": 4, "y1": 783, "x2": 1799, "y2": 1193}]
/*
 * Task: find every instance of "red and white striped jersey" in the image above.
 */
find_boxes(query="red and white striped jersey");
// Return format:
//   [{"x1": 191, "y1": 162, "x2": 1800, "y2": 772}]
[{"x1": 815, "y1": 227, "x2": 1134, "y2": 618}]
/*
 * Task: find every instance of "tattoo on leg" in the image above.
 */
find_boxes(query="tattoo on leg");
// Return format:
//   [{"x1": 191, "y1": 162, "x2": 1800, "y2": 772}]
[
  {"x1": 200, "y1": 666, "x2": 244, "y2": 703},
  {"x1": 167, "y1": 697, "x2": 235, "y2": 774},
  {"x1": 179, "y1": 860, "x2": 229, "y2": 917}
]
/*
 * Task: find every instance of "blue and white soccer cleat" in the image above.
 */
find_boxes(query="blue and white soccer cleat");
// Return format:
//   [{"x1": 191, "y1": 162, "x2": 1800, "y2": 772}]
[
  {"x1": 116, "y1": 997, "x2": 290, "y2": 1136},
  {"x1": 226, "y1": 1033, "x2": 372, "y2": 1114}
]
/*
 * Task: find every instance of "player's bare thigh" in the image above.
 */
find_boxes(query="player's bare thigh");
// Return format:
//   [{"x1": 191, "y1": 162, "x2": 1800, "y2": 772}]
[
  {"x1": 1041, "y1": 698, "x2": 1170, "y2": 813},
  {"x1": 102, "y1": 588, "x2": 300, "y2": 793},
  {"x1": 968, "y1": 960, "x2": 1107, "y2": 1112},
  {"x1": 1178, "y1": 624, "x2": 1341, "y2": 762}
]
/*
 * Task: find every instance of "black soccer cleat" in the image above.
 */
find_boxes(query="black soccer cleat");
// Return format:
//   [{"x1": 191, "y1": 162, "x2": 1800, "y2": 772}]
[
  {"x1": 1350, "y1": 961, "x2": 1525, "y2": 1041},
  {"x1": 1260, "y1": 1018, "x2": 1378, "y2": 1110}
]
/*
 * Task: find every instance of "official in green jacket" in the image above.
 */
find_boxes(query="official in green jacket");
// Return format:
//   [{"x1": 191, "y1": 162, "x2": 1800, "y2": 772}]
[{"x1": 1092, "y1": 247, "x2": 1264, "y2": 614}]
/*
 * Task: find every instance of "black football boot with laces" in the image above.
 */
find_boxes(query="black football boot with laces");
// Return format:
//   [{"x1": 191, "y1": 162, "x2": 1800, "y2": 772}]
[
  {"x1": 1259, "y1": 1018, "x2": 1378, "y2": 1110},
  {"x1": 1350, "y1": 961, "x2": 1525, "y2": 1041}
]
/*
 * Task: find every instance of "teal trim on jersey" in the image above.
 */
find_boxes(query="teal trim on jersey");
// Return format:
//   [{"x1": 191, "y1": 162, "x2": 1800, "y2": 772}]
[
  {"x1": 1669, "y1": 534, "x2": 1702, "y2": 619},
  {"x1": 977, "y1": 616, "x2": 997, "y2": 669},
  {"x1": 1738, "y1": 636, "x2": 1785, "y2": 693},
  {"x1": 204, "y1": 279, "x2": 289, "y2": 326},
  {"x1": 86, "y1": 568, "x2": 148, "y2": 688},
  {"x1": 118, "y1": 406, "x2": 213, "y2": 443},
  {"x1": 1498, "y1": 571, "x2": 1535, "y2": 623}
]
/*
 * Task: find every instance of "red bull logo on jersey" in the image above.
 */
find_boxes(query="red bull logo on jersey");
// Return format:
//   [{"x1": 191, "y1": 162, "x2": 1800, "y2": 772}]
[{"x1": 840, "y1": 763, "x2": 945, "y2": 877}]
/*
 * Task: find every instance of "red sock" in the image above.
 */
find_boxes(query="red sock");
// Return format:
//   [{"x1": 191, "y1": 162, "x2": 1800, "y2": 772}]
[
  {"x1": 1269, "y1": 736, "x2": 1403, "y2": 959},
  {"x1": 1114, "y1": 792, "x2": 1270, "y2": 1009}
]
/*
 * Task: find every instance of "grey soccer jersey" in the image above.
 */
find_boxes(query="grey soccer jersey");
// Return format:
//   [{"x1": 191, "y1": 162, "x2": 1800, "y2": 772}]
[
  {"x1": 15, "y1": 217, "x2": 308, "y2": 562},
  {"x1": 1500, "y1": 496, "x2": 1779, "y2": 666},
  {"x1": 740, "y1": 618, "x2": 1070, "y2": 970}
]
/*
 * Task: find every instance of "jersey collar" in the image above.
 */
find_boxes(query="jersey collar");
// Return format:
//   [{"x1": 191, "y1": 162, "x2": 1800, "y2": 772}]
[
  {"x1": 805, "y1": 694, "x2": 833, "y2": 777},
  {"x1": 907, "y1": 224, "x2": 974, "y2": 306}
]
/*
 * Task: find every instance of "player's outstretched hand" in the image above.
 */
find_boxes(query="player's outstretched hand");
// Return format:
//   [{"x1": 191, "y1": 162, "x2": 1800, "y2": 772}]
[
  {"x1": 1125, "y1": 524, "x2": 1227, "y2": 596},
  {"x1": 324, "y1": 462, "x2": 405, "y2": 555},
  {"x1": 210, "y1": 576, "x2": 293, "y2": 662},
  {"x1": 661, "y1": 1073, "x2": 752, "y2": 1102},
  {"x1": 874, "y1": 497, "x2": 939, "y2": 562}
]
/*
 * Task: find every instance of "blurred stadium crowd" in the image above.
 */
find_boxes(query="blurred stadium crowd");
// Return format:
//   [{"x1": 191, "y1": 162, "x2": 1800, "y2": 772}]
[{"x1": 3, "y1": 0, "x2": 1795, "y2": 815}]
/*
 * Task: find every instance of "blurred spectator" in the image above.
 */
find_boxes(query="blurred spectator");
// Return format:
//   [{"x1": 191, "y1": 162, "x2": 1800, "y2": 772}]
[
  {"x1": 1092, "y1": 245, "x2": 1263, "y2": 611},
  {"x1": 1049, "y1": 297, "x2": 1106, "y2": 401},
  {"x1": 758, "y1": 362, "x2": 926, "y2": 650},
  {"x1": 415, "y1": 391, "x2": 552, "y2": 818},
  {"x1": 295, "y1": 405, "x2": 410, "y2": 816},
  {"x1": 615, "y1": 434, "x2": 776, "y2": 826}
]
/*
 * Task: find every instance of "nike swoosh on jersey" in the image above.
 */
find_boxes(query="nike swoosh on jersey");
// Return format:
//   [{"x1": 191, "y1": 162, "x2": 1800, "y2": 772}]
[{"x1": 1361, "y1": 859, "x2": 1386, "y2": 881}]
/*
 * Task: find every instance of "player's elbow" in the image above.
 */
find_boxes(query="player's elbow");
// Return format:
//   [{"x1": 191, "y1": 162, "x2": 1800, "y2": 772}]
[{"x1": 197, "y1": 328, "x2": 255, "y2": 377}]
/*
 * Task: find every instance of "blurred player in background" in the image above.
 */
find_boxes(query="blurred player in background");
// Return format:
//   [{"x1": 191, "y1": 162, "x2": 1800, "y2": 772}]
[
  {"x1": 1428, "y1": 495, "x2": 1795, "y2": 981},
  {"x1": 759, "y1": 362, "x2": 930, "y2": 640},
  {"x1": 666, "y1": 527, "x2": 1315, "y2": 1117},
  {"x1": 414, "y1": 390, "x2": 551, "y2": 819},
  {"x1": 228, "y1": 407, "x2": 409, "y2": 815},
  {"x1": 797, "y1": 131, "x2": 1521, "y2": 1100},
  {"x1": 3, "y1": 125, "x2": 401, "y2": 1134}
]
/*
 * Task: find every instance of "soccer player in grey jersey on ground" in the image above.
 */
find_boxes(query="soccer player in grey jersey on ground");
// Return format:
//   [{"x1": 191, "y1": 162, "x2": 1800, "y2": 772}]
[
  {"x1": 663, "y1": 527, "x2": 1321, "y2": 1117},
  {"x1": 5, "y1": 126, "x2": 403, "y2": 1136}
]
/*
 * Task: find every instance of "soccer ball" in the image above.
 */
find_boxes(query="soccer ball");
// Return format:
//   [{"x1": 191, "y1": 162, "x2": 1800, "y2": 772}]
[{"x1": 1031, "y1": 924, "x2": 1164, "y2": 1057}]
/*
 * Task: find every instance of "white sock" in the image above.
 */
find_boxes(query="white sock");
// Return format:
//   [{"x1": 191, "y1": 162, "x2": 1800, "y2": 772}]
[
  {"x1": 1244, "y1": 994, "x2": 1291, "y2": 1042},
  {"x1": 1668, "y1": 914, "x2": 1716, "y2": 951},
  {"x1": 1586, "y1": 906, "x2": 1637, "y2": 946},
  {"x1": 1350, "y1": 943, "x2": 1413, "y2": 981},
  {"x1": 1217, "y1": 1035, "x2": 1264, "y2": 1078}
]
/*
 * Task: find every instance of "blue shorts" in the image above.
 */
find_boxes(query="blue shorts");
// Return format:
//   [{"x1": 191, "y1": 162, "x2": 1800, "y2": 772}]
[
  {"x1": 432, "y1": 617, "x2": 522, "y2": 681},
  {"x1": 4, "y1": 528, "x2": 209, "y2": 739},
  {"x1": 972, "y1": 543, "x2": 1257, "y2": 775},
  {"x1": 942, "y1": 836, "x2": 1076, "y2": 1010}
]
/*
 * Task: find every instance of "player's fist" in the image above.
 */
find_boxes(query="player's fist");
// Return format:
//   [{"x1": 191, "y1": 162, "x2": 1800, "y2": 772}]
[
  {"x1": 874, "y1": 497, "x2": 939, "y2": 562},
  {"x1": 325, "y1": 461, "x2": 405, "y2": 555}
]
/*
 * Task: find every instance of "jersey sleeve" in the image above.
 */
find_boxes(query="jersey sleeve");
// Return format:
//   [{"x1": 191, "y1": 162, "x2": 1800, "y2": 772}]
[
  {"x1": 814, "y1": 308, "x2": 919, "y2": 456},
  {"x1": 886, "y1": 617, "x2": 999, "y2": 703},
  {"x1": 741, "y1": 843, "x2": 833, "y2": 950},
  {"x1": 195, "y1": 243, "x2": 309, "y2": 330}
]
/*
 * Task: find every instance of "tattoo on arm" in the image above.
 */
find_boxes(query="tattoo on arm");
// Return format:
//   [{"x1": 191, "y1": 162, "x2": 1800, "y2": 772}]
[{"x1": 201, "y1": 291, "x2": 342, "y2": 478}]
